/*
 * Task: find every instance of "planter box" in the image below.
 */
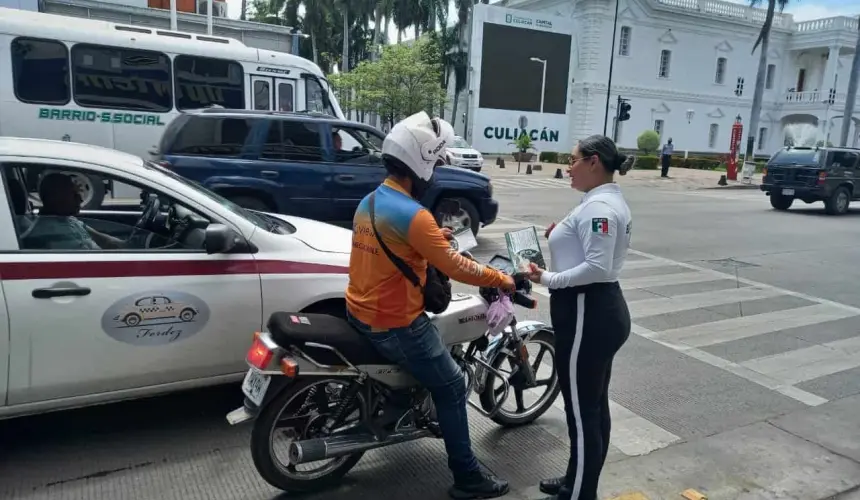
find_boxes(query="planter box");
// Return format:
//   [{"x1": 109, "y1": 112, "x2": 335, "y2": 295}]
[{"x1": 513, "y1": 152, "x2": 535, "y2": 162}]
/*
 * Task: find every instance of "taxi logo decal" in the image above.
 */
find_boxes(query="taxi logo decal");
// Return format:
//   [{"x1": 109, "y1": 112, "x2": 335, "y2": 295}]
[{"x1": 100, "y1": 291, "x2": 211, "y2": 346}]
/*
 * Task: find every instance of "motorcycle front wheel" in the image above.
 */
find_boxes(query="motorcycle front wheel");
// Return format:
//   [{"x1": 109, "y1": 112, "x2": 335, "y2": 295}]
[
  {"x1": 479, "y1": 329, "x2": 561, "y2": 427},
  {"x1": 250, "y1": 377, "x2": 366, "y2": 493}
]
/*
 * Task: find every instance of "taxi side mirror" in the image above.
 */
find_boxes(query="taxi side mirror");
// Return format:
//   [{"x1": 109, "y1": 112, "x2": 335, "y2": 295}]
[{"x1": 204, "y1": 224, "x2": 250, "y2": 254}]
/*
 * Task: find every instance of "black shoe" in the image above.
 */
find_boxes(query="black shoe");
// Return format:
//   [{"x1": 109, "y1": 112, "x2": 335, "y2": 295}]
[
  {"x1": 539, "y1": 476, "x2": 566, "y2": 495},
  {"x1": 448, "y1": 471, "x2": 510, "y2": 499}
]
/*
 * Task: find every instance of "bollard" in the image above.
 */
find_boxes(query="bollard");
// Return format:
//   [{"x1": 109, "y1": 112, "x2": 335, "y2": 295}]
[
  {"x1": 718, "y1": 174, "x2": 727, "y2": 186},
  {"x1": 495, "y1": 157, "x2": 501, "y2": 166},
  {"x1": 554, "y1": 168, "x2": 563, "y2": 179},
  {"x1": 499, "y1": 158, "x2": 505, "y2": 169},
  {"x1": 526, "y1": 164, "x2": 533, "y2": 175}
]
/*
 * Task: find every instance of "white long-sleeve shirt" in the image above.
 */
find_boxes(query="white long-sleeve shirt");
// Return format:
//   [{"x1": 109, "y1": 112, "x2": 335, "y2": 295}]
[{"x1": 540, "y1": 183, "x2": 632, "y2": 290}]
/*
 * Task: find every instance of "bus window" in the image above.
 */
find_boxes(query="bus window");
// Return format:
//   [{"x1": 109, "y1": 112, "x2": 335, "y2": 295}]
[
  {"x1": 174, "y1": 55, "x2": 245, "y2": 110},
  {"x1": 70, "y1": 44, "x2": 172, "y2": 112},
  {"x1": 305, "y1": 78, "x2": 334, "y2": 115},
  {"x1": 11, "y1": 37, "x2": 70, "y2": 105}
]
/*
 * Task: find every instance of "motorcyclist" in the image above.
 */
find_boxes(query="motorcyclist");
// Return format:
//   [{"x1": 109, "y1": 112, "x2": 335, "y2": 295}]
[{"x1": 346, "y1": 111, "x2": 515, "y2": 499}]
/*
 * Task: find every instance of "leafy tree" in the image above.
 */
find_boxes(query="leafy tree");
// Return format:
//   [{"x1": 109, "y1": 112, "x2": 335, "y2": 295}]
[
  {"x1": 637, "y1": 130, "x2": 660, "y2": 154},
  {"x1": 329, "y1": 39, "x2": 447, "y2": 128}
]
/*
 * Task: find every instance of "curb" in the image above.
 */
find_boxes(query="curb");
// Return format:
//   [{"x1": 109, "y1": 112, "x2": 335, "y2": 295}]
[{"x1": 702, "y1": 184, "x2": 760, "y2": 190}]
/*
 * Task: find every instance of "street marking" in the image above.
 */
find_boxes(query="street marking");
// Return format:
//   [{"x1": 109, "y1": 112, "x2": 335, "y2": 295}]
[
  {"x1": 607, "y1": 400, "x2": 682, "y2": 456},
  {"x1": 622, "y1": 271, "x2": 726, "y2": 290},
  {"x1": 628, "y1": 286, "x2": 785, "y2": 319},
  {"x1": 740, "y1": 336, "x2": 860, "y2": 385},
  {"x1": 653, "y1": 304, "x2": 859, "y2": 347},
  {"x1": 622, "y1": 259, "x2": 680, "y2": 271}
]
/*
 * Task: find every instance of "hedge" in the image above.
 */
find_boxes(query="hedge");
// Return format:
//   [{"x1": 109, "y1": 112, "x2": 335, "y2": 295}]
[{"x1": 536, "y1": 152, "x2": 766, "y2": 173}]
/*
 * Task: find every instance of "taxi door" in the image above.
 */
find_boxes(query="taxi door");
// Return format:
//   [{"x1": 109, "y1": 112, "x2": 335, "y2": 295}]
[{"x1": 0, "y1": 158, "x2": 263, "y2": 406}]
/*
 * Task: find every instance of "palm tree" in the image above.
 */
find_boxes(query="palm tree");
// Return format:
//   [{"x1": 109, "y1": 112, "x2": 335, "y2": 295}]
[
  {"x1": 270, "y1": 0, "x2": 332, "y2": 65},
  {"x1": 746, "y1": 0, "x2": 788, "y2": 161},
  {"x1": 839, "y1": 16, "x2": 860, "y2": 146},
  {"x1": 370, "y1": 0, "x2": 394, "y2": 60}
]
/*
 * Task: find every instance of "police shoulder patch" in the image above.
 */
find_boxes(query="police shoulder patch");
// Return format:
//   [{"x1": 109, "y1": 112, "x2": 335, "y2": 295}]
[{"x1": 591, "y1": 217, "x2": 609, "y2": 234}]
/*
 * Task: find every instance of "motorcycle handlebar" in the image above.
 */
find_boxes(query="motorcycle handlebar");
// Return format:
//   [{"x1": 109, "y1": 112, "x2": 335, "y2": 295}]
[{"x1": 512, "y1": 290, "x2": 537, "y2": 309}]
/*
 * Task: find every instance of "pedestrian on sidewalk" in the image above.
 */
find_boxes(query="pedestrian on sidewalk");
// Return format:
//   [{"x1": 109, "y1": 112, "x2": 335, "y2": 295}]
[
  {"x1": 659, "y1": 137, "x2": 674, "y2": 178},
  {"x1": 526, "y1": 134, "x2": 634, "y2": 500}
]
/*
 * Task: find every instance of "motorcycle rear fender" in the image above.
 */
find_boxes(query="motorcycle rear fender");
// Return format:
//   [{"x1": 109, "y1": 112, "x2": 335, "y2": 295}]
[{"x1": 474, "y1": 320, "x2": 553, "y2": 392}]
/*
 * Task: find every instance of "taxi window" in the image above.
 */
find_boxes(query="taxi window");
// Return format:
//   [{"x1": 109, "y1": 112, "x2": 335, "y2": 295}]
[{"x1": 1, "y1": 163, "x2": 215, "y2": 253}]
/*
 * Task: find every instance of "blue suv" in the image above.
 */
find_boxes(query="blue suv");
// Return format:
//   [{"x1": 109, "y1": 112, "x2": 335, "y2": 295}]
[{"x1": 153, "y1": 109, "x2": 497, "y2": 235}]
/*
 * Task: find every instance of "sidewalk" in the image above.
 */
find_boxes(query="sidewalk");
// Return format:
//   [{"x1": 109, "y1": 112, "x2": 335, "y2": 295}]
[
  {"x1": 571, "y1": 394, "x2": 860, "y2": 500},
  {"x1": 482, "y1": 160, "x2": 761, "y2": 191}
]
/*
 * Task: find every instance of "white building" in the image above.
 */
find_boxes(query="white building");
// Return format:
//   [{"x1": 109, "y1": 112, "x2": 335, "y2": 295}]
[{"x1": 456, "y1": 0, "x2": 859, "y2": 155}]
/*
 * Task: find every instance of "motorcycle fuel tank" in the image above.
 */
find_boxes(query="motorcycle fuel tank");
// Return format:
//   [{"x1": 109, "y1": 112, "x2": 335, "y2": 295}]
[{"x1": 430, "y1": 293, "x2": 490, "y2": 346}]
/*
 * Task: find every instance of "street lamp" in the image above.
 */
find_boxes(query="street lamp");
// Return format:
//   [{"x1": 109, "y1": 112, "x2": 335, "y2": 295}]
[{"x1": 530, "y1": 57, "x2": 547, "y2": 150}]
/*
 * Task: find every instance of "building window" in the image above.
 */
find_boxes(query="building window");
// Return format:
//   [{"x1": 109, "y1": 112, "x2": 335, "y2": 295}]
[
  {"x1": 619, "y1": 26, "x2": 631, "y2": 56},
  {"x1": 758, "y1": 127, "x2": 768, "y2": 150},
  {"x1": 715, "y1": 57, "x2": 727, "y2": 84},
  {"x1": 708, "y1": 124, "x2": 719, "y2": 148},
  {"x1": 658, "y1": 50, "x2": 671, "y2": 78},
  {"x1": 11, "y1": 37, "x2": 71, "y2": 105},
  {"x1": 654, "y1": 119, "x2": 664, "y2": 138},
  {"x1": 71, "y1": 44, "x2": 172, "y2": 112},
  {"x1": 765, "y1": 64, "x2": 776, "y2": 89}
]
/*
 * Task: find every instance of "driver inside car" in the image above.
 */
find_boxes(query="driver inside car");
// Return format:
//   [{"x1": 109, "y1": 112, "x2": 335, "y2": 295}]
[
  {"x1": 346, "y1": 111, "x2": 516, "y2": 500},
  {"x1": 20, "y1": 173, "x2": 124, "y2": 250}
]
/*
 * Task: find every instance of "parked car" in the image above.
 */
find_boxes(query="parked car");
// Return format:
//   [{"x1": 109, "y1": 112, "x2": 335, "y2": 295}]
[
  {"x1": 446, "y1": 135, "x2": 484, "y2": 172},
  {"x1": 761, "y1": 146, "x2": 860, "y2": 215},
  {"x1": 0, "y1": 137, "x2": 353, "y2": 420},
  {"x1": 152, "y1": 109, "x2": 498, "y2": 235}
]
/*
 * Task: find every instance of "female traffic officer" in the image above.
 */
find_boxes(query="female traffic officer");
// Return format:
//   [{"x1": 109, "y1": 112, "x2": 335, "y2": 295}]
[{"x1": 526, "y1": 134, "x2": 634, "y2": 500}]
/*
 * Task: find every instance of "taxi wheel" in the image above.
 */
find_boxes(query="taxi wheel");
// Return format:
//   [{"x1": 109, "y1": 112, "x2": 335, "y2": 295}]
[
  {"x1": 124, "y1": 313, "x2": 141, "y2": 327},
  {"x1": 179, "y1": 309, "x2": 196, "y2": 322}
]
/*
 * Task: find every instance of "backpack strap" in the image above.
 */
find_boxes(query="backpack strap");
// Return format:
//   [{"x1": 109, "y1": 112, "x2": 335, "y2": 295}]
[{"x1": 369, "y1": 192, "x2": 422, "y2": 289}]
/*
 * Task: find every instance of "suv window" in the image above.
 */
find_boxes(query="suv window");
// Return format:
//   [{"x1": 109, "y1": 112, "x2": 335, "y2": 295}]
[
  {"x1": 332, "y1": 126, "x2": 381, "y2": 164},
  {"x1": 167, "y1": 116, "x2": 253, "y2": 157},
  {"x1": 828, "y1": 151, "x2": 860, "y2": 168},
  {"x1": 261, "y1": 120, "x2": 324, "y2": 162},
  {"x1": 770, "y1": 149, "x2": 823, "y2": 166}
]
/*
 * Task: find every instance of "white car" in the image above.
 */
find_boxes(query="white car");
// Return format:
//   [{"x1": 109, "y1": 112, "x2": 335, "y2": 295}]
[
  {"x1": 0, "y1": 137, "x2": 352, "y2": 420},
  {"x1": 446, "y1": 136, "x2": 484, "y2": 172}
]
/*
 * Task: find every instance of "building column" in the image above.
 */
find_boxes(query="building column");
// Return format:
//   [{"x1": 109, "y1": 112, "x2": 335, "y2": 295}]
[{"x1": 822, "y1": 45, "x2": 840, "y2": 97}]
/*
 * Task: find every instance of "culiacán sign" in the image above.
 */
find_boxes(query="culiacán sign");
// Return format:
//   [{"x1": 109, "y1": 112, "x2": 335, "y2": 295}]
[{"x1": 484, "y1": 126, "x2": 560, "y2": 143}]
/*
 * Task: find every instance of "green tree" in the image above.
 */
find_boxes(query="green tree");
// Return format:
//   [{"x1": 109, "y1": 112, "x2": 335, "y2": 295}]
[
  {"x1": 637, "y1": 130, "x2": 660, "y2": 154},
  {"x1": 330, "y1": 39, "x2": 447, "y2": 128}
]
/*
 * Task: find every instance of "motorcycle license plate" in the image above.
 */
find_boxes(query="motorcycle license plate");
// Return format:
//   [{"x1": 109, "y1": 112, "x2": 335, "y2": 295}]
[
  {"x1": 242, "y1": 368, "x2": 271, "y2": 407},
  {"x1": 782, "y1": 188, "x2": 795, "y2": 196}
]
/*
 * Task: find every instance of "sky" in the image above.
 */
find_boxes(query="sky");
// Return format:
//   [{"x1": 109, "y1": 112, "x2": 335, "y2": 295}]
[{"x1": 224, "y1": 0, "x2": 859, "y2": 34}]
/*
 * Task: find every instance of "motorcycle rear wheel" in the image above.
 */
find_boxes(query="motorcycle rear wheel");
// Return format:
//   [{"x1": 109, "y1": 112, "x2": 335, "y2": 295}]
[
  {"x1": 479, "y1": 330, "x2": 561, "y2": 427},
  {"x1": 250, "y1": 378, "x2": 366, "y2": 493}
]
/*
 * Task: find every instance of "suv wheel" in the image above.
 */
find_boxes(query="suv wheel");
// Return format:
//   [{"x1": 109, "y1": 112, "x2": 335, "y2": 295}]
[
  {"x1": 436, "y1": 197, "x2": 480, "y2": 236},
  {"x1": 229, "y1": 195, "x2": 272, "y2": 212},
  {"x1": 769, "y1": 193, "x2": 793, "y2": 211},
  {"x1": 824, "y1": 186, "x2": 850, "y2": 215}
]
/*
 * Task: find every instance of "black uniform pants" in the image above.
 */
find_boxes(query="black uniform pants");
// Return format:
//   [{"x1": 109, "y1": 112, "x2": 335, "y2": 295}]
[
  {"x1": 660, "y1": 155, "x2": 671, "y2": 177},
  {"x1": 549, "y1": 282, "x2": 631, "y2": 500}
]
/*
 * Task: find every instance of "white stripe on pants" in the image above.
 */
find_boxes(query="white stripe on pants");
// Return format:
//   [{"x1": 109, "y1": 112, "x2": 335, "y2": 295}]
[{"x1": 569, "y1": 292, "x2": 586, "y2": 498}]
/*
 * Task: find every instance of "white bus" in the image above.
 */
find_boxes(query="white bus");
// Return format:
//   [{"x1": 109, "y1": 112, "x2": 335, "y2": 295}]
[{"x1": 0, "y1": 7, "x2": 345, "y2": 207}]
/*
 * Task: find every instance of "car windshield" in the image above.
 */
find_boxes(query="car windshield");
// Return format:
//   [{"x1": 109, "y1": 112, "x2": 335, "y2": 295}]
[
  {"x1": 770, "y1": 149, "x2": 822, "y2": 165},
  {"x1": 142, "y1": 161, "x2": 294, "y2": 234},
  {"x1": 452, "y1": 137, "x2": 471, "y2": 148}
]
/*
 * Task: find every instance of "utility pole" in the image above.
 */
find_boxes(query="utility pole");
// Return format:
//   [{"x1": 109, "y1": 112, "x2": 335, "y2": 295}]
[{"x1": 603, "y1": 0, "x2": 621, "y2": 136}]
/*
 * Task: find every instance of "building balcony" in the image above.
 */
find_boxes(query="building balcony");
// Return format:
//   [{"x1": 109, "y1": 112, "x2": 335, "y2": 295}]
[
  {"x1": 778, "y1": 91, "x2": 846, "y2": 110},
  {"x1": 788, "y1": 16, "x2": 859, "y2": 51},
  {"x1": 653, "y1": 0, "x2": 793, "y2": 29}
]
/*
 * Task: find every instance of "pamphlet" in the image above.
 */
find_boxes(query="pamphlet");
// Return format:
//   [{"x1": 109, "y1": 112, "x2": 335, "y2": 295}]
[
  {"x1": 504, "y1": 226, "x2": 546, "y2": 272},
  {"x1": 450, "y1": 226, "x2": 478, "y2": 253}
]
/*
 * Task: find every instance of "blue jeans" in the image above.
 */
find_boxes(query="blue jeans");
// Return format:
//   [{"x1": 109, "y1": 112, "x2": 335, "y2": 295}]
[{"x1": 347, "y1": 311, "x2": 480, "y2": 482}]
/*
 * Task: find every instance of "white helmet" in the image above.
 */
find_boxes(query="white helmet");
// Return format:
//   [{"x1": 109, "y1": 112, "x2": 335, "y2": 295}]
[{"x1": 382, "y1": 111, "x2": 455, "y2": 182}]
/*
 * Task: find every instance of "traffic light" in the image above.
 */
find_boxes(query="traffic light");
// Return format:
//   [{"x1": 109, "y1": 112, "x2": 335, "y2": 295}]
[
  {"x1": 735, "y1": 77, "x2": 744, "y2": 97},
  {"x1": 618, "y1": 100, "x2": 632, "y2": 122},
  {"x1": 827, "y1": 88, "x2": 836, "y2": 105}
]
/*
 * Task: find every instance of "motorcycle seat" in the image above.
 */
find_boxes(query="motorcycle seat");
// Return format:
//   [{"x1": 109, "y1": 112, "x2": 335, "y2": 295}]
[{"x1": 267, "y1": 312, "x2": 391, "y2": 366}]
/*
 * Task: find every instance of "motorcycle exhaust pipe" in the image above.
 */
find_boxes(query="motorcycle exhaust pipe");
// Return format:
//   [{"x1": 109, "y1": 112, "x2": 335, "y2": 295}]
[{"x1": 289, "y1": 428, "x2": 433, "y2": 465}]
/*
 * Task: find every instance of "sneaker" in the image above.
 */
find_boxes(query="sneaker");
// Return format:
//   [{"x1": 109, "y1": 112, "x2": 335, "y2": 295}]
[
  {"x1": 448, "y1": 471, "x2": 510, "y2": 499},
  {"x1": 539, "y1": 476, "x2": 565, "y2": 495}
]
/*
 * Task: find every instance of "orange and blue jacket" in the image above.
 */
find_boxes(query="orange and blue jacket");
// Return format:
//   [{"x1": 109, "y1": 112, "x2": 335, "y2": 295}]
[{"x1": 346, "y1": 178, "x2": 507, "y2": 329}]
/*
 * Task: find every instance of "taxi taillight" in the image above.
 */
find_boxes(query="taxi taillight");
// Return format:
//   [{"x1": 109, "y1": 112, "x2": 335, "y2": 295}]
[{"x1": 247, "y1": 337, "x2": 274, "y2": 370}]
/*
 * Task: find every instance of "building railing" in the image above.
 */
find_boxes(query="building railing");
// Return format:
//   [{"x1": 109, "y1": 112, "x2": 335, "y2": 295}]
[
  {"x1": 654, "y1": 0, "x2": 791, "y2": 28},
  {"x1": 794, "y1": 16, "x2": 859, "y2": 33},
  {"x1": 781, "y1": 91, "x2": 847, "y2": 105}
]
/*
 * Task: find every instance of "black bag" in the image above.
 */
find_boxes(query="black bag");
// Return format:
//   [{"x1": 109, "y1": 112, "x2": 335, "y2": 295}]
[{"x1": 368, "y1": 192, "x2": 452, "y2": 314}]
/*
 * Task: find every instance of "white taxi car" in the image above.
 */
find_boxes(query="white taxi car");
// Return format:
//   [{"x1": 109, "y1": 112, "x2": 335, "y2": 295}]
[{"x1": 0, "y1": 137, "x2": 352, "y2": 420}]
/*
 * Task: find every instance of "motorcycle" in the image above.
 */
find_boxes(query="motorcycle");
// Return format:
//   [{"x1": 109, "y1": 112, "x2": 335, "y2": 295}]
[{"x1": 226, "y1": 251, "x2": 561, "y2": 493}]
